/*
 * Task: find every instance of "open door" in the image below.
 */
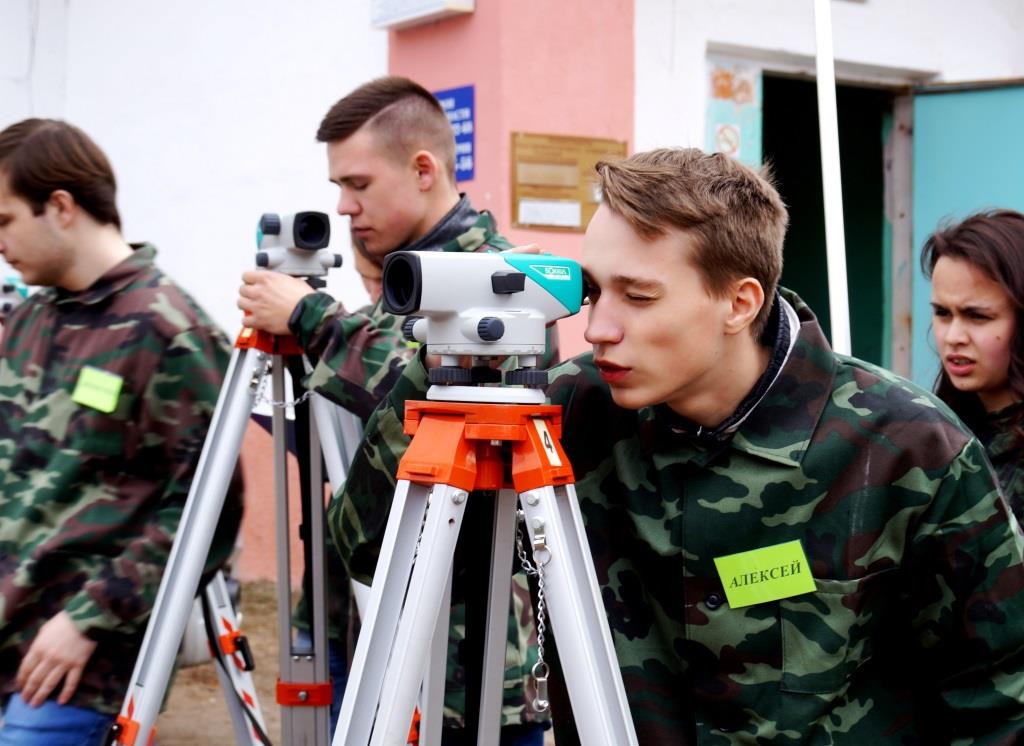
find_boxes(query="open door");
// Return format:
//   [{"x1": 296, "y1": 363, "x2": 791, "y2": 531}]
[{"x1": 911, "y1": 82, "x2": 1024, "y2": 387}]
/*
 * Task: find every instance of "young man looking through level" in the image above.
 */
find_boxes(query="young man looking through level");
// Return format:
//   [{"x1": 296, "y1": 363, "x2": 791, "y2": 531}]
[{"x1": 334, "y1": 147, "x2": 1024, "y2": 745}]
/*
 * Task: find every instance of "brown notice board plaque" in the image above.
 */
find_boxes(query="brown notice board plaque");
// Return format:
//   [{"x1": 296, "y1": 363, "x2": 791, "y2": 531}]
[{"x1": 512, "y1": 132, "x2": 628, "y2": 232}]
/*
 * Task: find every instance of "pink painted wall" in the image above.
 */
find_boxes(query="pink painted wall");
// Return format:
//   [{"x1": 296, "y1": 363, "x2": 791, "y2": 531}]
[{"x1": 389, "y1": 0, "x2": 634, "y2": 357}]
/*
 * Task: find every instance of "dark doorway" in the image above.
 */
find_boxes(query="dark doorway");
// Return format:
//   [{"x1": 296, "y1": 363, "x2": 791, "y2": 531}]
[{"x1": 762, "y1": 75, "x2": 893, "y2": 365}]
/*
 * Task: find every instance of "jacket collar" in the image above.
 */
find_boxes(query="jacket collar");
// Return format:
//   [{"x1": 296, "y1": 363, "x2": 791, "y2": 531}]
[
  {"x1": 402, "y1": 194, "x2": 494, "y2": 253},
  {"x1": 50, "y1": 243, "x2": 156, "y2": 307},
  {"x1": 646, "y1": 288, "x2": 836, "y2": 468}
]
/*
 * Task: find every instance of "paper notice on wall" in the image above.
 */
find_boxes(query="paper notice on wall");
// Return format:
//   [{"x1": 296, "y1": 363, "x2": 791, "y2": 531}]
[
  {"x1": 517, "y1": 198, "x2": 582, "y2": 229},
  {"x1": 705, "y1": 58, "x2": 763, "y2": 167}
]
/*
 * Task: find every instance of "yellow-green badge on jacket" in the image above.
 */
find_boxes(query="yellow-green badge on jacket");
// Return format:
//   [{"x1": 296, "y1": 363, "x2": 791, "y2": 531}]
[
  {"x1": 713, "y1": 540, "x2": 816, "y2": 608},
  {"x1": 72, "y1": 366, "x2": 123, "y2": 414}
]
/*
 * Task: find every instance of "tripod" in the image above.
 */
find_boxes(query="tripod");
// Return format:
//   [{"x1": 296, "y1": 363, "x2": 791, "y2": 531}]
[
  {"x1": 110, "y1": 328, "x2": 357, "y2": 746},
  {"x1": 333, "y1": 385, "x2": 638, "y2": 746}
]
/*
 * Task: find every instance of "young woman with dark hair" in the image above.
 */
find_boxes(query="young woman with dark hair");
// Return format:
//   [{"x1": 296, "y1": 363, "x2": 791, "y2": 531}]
[{"x1": 923, "y1": 208, "x2": 1024, "y2": 517}]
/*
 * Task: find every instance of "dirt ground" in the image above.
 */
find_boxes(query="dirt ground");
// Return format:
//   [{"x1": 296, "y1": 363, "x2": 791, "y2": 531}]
[{"x1": 157, "y1": 581, "x2": 282, "y2": 745}]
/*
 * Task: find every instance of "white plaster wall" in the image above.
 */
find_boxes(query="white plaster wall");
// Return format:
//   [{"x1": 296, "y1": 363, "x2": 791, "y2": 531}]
[
  {"x1": 1, "y1": 0, "x2": 387, "y2": 332},
  {"x1": 636, "y1": 0, "x2": 1024, "y2": 150}
]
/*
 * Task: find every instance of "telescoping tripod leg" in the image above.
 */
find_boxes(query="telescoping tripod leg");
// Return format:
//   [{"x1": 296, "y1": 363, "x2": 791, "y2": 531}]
[
  {"x1": 274, "y1": 355, "x2": 332, "y2": 746},
  {"x1": 112, "y1": 346, "x2": 268, "y2": 745},
  {"x1": 333, "y1": 400, "x2": 638, "y2": 746},
  {"x1": 202, "y1": 570, "x2": 271, "y2": 744}
]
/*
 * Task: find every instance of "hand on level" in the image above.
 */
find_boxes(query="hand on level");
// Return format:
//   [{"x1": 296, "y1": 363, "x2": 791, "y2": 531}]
[
  {"x1": 502, "y1": 243, "x2": 540, "y2": 254},
  {"x1": 15, "y1": 610, "x2": 97, "y2": 707},
  {"x1": 238, "y1": 270, "x2": 317, "y2": 335}
]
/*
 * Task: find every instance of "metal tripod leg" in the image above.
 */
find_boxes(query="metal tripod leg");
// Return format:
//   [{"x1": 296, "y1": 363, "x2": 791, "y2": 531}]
[
  {"x1": 519, "y1": 483, "x2": 638, "y2": 746},
  {"x1": 203, "y1": 571, "x2": 271, "y2": 745},
  {"x1": 273, "y1": 357, "x2": 331, "y2": 745},
  {"x1": 370, "y1": 483, "x2": 469, "y2": 746},
  {"x1": 334, "y1": 484, "x2": 513, "y2": 746},
  {"x1": 476, "y1": 488, "x2": 519, "y2": 746},
  {"x1": 114, "y1": 346, "x2": 266, "y2": 745},
  {"x1": 420, "y1": 573, "x2": 452, "y2": 746},
  {"x1": 333, "y1": 479, "x2": 434, "y2": 746}
]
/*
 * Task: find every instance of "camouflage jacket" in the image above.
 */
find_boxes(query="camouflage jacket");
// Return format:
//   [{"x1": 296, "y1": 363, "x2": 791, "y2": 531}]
[
  {"x1": 334, "y1": 288, "x2": 1024, "y2": 744},
  {"x1": 0, "y1": 244, "x2": 242, "y2": 715},
  {"x1": 978, "y1": 402, "x2": 1024, "y2": 522},
  {"x1": 295, "y1": 197, "x2": 553, "y2": 727}
]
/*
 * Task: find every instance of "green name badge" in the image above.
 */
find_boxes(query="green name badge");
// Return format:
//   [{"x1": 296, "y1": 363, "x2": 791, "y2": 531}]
[
  {"x1": 72, "y1": 366, "x2": 124, "y2": 414},
  {"x1": 713, "y1": 540, "x2": 816, "y2": 609}
]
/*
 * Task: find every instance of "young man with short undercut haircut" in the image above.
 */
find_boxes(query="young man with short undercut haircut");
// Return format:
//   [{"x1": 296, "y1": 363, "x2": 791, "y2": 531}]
[
  {"x1": 238, "y1": 76, "x2": 552, "y2": 744},
  {"x1": 335, "y1": 147, "x2": 1024, "y2": 744}
]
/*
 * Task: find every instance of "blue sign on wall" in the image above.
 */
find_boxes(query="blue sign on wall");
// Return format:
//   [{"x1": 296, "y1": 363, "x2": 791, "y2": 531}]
[{"x1": 434, "y1": 84, "x2": 474, "y2": 182}]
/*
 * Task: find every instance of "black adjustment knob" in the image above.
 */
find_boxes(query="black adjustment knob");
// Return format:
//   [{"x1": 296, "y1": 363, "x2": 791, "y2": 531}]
[
  {"x1": 255, "y1": 252, "x2": 270, "y2": 267},
  {"x1": 402, "y1": 316, "x2": 421, "y2": 342},
  {"x1": 429, "y1": 366, "x2": 473, "y2": 385},
  {"x1": 477, "y1": 317, "x2": 505, "y2": 342},
  {"x1": 259, "y1": 213, "x2": 281, "y2": 235},
  {"x1": 491, "y1": 270, "x2": 526, "y2": 294},
  {"x1": 306, "y1": 277, "x2": 326, "y2": 289},
  {"x1": 235, "y1": 635, "x2": 255, "y2": 671},
  {"x1": 471, "y1": 366, "x2": 502, "y2": 384},
  {"x1": 504, "y1": 368, "x2": 548, "y2": 387},
  {"x1": 332, "y1": 254, "x2": 343, "y2": 268}
]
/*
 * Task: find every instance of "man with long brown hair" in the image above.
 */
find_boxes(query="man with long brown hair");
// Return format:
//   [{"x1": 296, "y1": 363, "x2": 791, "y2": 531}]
[{"x1": 0, "y1": 118, "x2": 241, "y2": 745}]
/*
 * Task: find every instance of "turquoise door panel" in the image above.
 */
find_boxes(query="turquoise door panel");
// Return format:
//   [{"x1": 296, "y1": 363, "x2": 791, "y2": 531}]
[{"x1": 912, "y1": 84, "x2": 1024, "y2": 387}]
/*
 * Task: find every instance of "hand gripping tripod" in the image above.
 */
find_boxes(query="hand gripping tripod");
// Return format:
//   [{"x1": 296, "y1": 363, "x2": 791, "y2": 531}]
[{"x1": 333, "y1": 385, "x2": 639, "y2": 746}]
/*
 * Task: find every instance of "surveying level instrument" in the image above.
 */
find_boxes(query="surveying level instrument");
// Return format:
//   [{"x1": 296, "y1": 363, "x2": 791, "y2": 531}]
[
  {"x1": 333, "y1": 252, "x2": 638, "y2": 746},
  {"x1": 109, "y1": 212, "x2": 355, "y2": 746},
  {"x1": 1, "y1": 277, "x2": 28, "y2": 321}
]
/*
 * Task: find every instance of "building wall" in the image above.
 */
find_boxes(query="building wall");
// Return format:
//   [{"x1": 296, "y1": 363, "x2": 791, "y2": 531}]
[
  {"x1": 388, "y1": 0, "x2": 634, "y2": 355},
  {"x1": 635, "y1": 0, "x2": 1024, "y2": 152},
  {"x1": 1, "y1": 0, "x2": 388, "y2": 331}
]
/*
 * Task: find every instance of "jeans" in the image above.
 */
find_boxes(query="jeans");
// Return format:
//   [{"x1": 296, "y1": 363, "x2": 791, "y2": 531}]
[{"x1": 0, "y1": 694, "x2": 114, "y2": 746}]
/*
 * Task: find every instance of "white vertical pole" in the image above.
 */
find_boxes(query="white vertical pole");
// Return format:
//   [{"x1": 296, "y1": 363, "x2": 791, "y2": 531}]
[{"x1": 813, "y1": 0, "x2": 851, "y2": 355}]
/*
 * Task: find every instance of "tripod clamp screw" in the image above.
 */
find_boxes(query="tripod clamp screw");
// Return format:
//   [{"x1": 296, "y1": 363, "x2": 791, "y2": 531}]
[{"x1": 452, "y1": 491, "x2": 468, "y2": 505}]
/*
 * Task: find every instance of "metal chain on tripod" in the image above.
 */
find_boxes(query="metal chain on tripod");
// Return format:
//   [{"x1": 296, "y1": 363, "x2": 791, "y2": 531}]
[
  {"x1": 516, "y1": 509, "x2": 550, "y2": 713},
  {"x1": 253, "y1": 357, "x2": 314, "y2": 409}
]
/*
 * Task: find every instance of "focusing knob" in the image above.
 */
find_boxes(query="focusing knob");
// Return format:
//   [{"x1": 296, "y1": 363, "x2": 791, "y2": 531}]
[
  {"x1": 259, "y1": 213, "x2": 282, "y2": 235},
  {"x1": 402, "y1": 316, "x2": 421, "y2": 342},
  {"x1": 429, "y1": 366, "x2": 473, "y2": 385},
  {"x1": 255, "y1": 252, "x2": 270, "y2": 268},
  {"x1": 505, "y1": 368, "x2": 549, "y2": 387},
  {"x1": 477, "y1": 317, "x2": 505, "y2": 342}
]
